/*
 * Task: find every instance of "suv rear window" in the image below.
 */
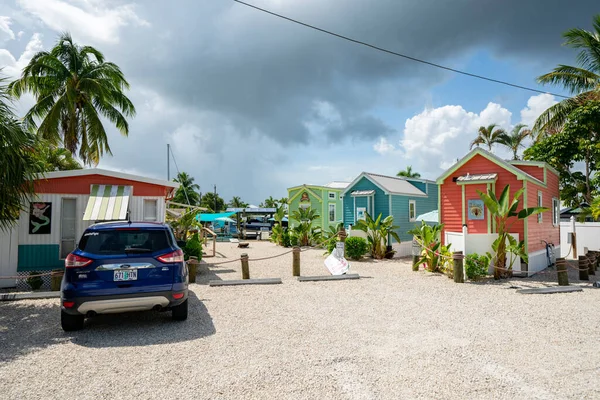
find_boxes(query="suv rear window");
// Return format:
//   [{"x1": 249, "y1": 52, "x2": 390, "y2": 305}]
[{"x1": 78, "y1": 229, "x2": 171, "y2": 255}]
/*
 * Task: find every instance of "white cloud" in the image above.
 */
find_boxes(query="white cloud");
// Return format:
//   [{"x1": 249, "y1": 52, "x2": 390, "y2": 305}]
[
  {"x1": 400, "y1": 102, "x2": 514, "y2": 176},
  {"x1": 520, "y1": 93, "x2": 557, "y2": 128},
  {"x1": 373, "y1": 137, "x2": 396, "y2": 155},
  {"x1": 0, "y1": 16, "x2": 15, "y2": 40},
  {"x1": 17, "y1": 0, "x2": 149, "y2": 44},
  {"x1": 0, "y1": 32, "x2": 43, "y2": 77}
]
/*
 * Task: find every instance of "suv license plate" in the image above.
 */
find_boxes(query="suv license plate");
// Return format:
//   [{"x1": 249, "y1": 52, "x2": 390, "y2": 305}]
[{"x1": 114, "y1": 270, "x2": 138, "y2": 281}]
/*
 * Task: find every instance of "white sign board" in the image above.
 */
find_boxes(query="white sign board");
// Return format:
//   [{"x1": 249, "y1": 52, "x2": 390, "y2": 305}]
[{"x1": 324, "y1": 249, "x2": 349, "y2": 275}]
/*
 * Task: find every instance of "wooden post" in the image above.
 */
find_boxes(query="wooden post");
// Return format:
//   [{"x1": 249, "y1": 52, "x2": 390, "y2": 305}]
[
  {"x1": 556, "y1": 258, "x2": 568, "y2": 286},
  {"x1": 412, "y1": 255, "x2": 420, "y2": 272},
  {"x1": 292, "y1": 247, "x2": 301, "y2": 277},
  {"x1": 570, "y1": 216, "x2": 577, "y2": 259},
  {"x1": 578, "y1": 255, "x2": 589, "y2": 281},
  {"x1": 338, "y1": 227, "x2": 347, "y2": 243},
  {"x1": 241, "y1": 253, "x2": 250, "y2": 280},
  {"x1": 453, "y1": 251, "x2": 464, "y2": 283},
  {"x1": 587, "y1": 254, "x2": 596, "y2": 276}
]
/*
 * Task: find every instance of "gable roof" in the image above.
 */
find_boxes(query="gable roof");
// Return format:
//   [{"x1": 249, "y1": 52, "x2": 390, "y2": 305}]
[
  {"x1": 36, "y1": 168, "x2": 179, "y2": 188},
  {"x1": 436, "y1": 148, "x2": 547, "y2": 187},
  {"x1": 324, "y1": 181, "x2": 350, "y2": 189},
  {"x1": 341, "y1": 172, "x2": 427, "y2": 197}
]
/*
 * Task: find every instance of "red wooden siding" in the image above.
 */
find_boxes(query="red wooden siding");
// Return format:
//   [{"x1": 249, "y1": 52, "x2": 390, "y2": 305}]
[
  {"x1": 440, "y1": 154, "x2": 524, "y2": 243},
  {"x1": 34, "y1": 175, "x2": 172, "y2": 197},
  {"x1": 464, "y1": 183, "x2": 488, "y2": 233},
  {"x1": 526, "y1": 170, "x2": 560, "y2": 253},
  {"x1": 512, "y1": 164, "x2": 544, "y2": 181}
]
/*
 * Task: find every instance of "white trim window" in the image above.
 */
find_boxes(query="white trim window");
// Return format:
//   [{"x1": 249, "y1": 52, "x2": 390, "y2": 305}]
[
  {"x1": 552, "y1": 197, "x2": 559, "y2": 226},
  {"x1": 328, "y1": 203, "x2": 336, "y2": 222},
  {"x1": 328, "y1": 192, "x2": 336, "y2": 200},
  {"x1": 537, "y1": 191, "x2": 543, "y2": 223},
  {"x1": 143, "y1": 199, "x2": 158, "y2": 221},
  {"x1": 409, "y1": 200, "x2": 416, "y2": 222}
]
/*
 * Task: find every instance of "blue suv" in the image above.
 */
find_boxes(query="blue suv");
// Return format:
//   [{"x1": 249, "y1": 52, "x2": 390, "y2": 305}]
[{"x1": 61, "y1": 221, "x2": 189, "y2": 331}]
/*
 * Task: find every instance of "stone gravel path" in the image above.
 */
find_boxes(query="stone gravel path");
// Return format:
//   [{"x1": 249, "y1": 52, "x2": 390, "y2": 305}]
[{"x1": 1, "y1": 241, "x2": 599, "y2": 399}]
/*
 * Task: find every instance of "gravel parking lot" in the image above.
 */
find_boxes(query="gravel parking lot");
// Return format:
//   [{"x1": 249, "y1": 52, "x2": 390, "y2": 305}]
[{"x1": 1, "y1": 241, "x2": 599, "y2": 399}]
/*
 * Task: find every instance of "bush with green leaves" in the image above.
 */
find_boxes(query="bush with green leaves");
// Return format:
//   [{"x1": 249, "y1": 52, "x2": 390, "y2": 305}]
[
  {"x1": 353, "y1": 213, "x2": 401, "y2": 259},
  {"x1": 184, "y1": 233, "x2": 203, "y2": 261},
  {"x1": 408, "y1": 221, "x2": 444, "y2": 272},
  {"x1": 438, "y1": 244, "x2": 453, "y2": 278},
  {"x1": 345, "y1": 237, "x2": 368, "y2": 260},
  {"x1": 27, "y1": 271, "x2": 44, "y2": 291},
  {"x1": 465, "y1": 253, "x2": 491, "y2": 280}
]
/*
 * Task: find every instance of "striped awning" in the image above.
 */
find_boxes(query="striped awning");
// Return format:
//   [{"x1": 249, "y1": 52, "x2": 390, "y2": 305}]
[{"x1": 83, "y1": 185, "x2": 132, "y2": 221}]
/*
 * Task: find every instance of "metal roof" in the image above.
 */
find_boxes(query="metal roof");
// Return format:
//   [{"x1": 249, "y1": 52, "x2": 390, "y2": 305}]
[
  {"x1": 37, "y1": 168, "x2": 180, "y2": 188},
  {"x1": 324, "y1": 181, "x2": 350, "y2": 189},
  {"x1": 364, "y1": 173, "x2": 427, "y2": 196},
  {"x1": 456, "y1": 173, "x2": 498, "y2": 182},
  {"x1": 351, "y1": 190, "x2": 376, "y2": 196}
]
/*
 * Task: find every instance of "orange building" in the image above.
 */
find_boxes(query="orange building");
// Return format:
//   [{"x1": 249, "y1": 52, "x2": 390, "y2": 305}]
[{"x1": 436, "y1": 148, "x2": 560, "y2": 275}]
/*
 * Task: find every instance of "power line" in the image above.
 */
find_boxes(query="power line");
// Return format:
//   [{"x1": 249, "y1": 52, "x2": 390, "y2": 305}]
[
  {"x1": 168, "y1": 145, "x2": 192, "y2": 206},
  {"x1": 233, "y1": 0, "x2": 569, "y2": 99}
]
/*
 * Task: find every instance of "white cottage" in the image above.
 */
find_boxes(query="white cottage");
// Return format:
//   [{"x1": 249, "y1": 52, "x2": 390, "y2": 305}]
[{"x1": 0, "y1": 169, "x2": 179, "y2": 289}]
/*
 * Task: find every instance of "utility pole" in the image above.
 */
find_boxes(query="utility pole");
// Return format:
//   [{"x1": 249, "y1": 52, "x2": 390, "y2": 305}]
[
  {"x1": 214, "y1": 184, "x2": 217, "y2": 213},
  {"x1": 167, "y1": 144, "x2": 170, "y2": 181}
]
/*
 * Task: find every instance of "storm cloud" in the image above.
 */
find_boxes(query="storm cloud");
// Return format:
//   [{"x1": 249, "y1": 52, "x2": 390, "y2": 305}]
[{"x1": 1, "y1": 0, "x2": 597, "y2": 202}]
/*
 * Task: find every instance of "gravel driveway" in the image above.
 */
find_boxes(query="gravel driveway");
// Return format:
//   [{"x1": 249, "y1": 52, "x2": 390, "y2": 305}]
[{"x1": 1, "y1": 241, "x2": 599, "y2": 399}]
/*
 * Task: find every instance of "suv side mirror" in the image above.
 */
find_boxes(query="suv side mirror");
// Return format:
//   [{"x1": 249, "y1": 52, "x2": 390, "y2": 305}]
[{"x1": 177, "y1": 240, "x2": 186, "y2": 248}]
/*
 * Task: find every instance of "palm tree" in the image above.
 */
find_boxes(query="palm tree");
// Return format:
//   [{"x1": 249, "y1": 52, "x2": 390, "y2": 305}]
[
  {"x1": 397, "y1": 166, "x2": 421, "y2": 178},
  {"x1": 497, "y1": 124, "x2": 532, "y2": 160},
  {"x1": 534, "y1": 14, "x2": 600, "y2": 133},
  {"x1": 173, "y1": 172, "x2": 200, "y2": 205},
  {"x1": 263, "y1": 196, "x2": 278, "y2": 208},
  {"x1": 229, "y1": 196, "x2": 247, "y2": 208},
  {"x1": 470, "y1": 124, "x2": 506, "y2": 151},
  {"x1": 0, "y1": 77, "x2": 41, "y2": 230},
  {"x1": 35, "y1": 141, "x2": 82, "y2": 171},
  {"x1": 9, "y1": 32, "x2": 135, "y2": 165}
]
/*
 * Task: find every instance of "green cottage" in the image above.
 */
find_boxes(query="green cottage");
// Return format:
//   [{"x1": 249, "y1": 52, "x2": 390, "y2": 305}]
[{"x1": 287, "y1": 182, "x2": 349, "y2": 231}]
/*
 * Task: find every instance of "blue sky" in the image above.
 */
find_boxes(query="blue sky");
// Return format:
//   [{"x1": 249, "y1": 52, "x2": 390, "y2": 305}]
[{"x1": 0, "y1": 0, "x2": 593, "y2": 203}]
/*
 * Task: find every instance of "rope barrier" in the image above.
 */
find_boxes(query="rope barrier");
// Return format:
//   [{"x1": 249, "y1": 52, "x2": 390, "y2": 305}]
[
  {"x1": 206, "y1": 231, "x2": 346, "y2": 267},
  {"x1": 412, "y1": 237, "x2": 597, "y2": 275}
]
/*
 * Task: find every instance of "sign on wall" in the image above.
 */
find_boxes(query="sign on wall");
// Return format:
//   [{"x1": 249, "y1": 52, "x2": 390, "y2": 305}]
[
  {"x1": 468, "y1": 199, "x2": 485, "y2": 220},
  {"x1": 29, "y1": 202, "x2": 52, "y2": 234},
  {"x1": 356, "y1": 207, "x2": 366, "y2": 221},
  {"x1": 300, "y1": 192, "x2": 310, "y2": 202}
]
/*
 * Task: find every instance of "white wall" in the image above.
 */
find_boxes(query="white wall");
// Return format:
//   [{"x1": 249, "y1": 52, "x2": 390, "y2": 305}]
[
  {"x1": 0, "y1": 228, "x2": 18, "y2": 288},
  {"x1": 444, "y1": 231, "x2": 522, "y2": 273},
  {"x1": 560, "y1": 221, "x2": 600, "y2": 258}
]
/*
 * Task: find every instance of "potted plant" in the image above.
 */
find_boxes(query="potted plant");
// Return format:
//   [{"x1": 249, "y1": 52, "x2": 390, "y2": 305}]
[
  {"x1": 27, "y1": 271, "x2": 44, "y2": 291},
  {"x1": 184, "y1": 233, "x2": 202, "y2": 283}
]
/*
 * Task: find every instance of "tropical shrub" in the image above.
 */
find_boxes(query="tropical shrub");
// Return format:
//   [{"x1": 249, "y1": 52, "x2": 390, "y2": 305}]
[
  {"x1": 438, "y1": 244, "x2": 454, "y2": 278},
  {"x1": 27, "y1": 272, "x2": 44, "y2": 291},
  {"x1": 290, "y1": 207, "x2": 320, "y2": 246},
  {"x1": 184, "y1": 233, "x2": 203, "y2": 261},
  {"x1": 281, "y1": 229, "x2": 292, "y2": 247},
  {"x1": 465, "y1": 253, "x2": 491, "y2": 280},
  {"x1": 353, "y1": 213, "x2": 401, "y2": 259},
  {"x1": 322, "y1": 222, "x2": 344, "y2": 253},
  {"x1": 408, "y1": 221, "x2": 444, "y2": 272},
  {"x1": 345, "y1": 237, "x2": 369, "y2": 260},
  {"x1": 477, "y1": 185, "x2": 546, "y2": 279}
]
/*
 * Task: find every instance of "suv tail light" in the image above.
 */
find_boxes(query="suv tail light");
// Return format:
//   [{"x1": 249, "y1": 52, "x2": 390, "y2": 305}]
[
  {"x1": 65, "y1": 254, "x2": 93, "y2": 268},
  {"x1": 157, "y1": 249, "x2": 184, "y2": 263}
]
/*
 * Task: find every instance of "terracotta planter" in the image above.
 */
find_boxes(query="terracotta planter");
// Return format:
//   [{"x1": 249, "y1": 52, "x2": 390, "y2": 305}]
[{"x1": 50, "y1": 269, "x2": 64, "y2": 291}]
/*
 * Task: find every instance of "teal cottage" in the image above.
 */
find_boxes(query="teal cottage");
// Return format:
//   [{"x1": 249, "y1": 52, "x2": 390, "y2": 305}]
[{"x1": 341, "y1": 172, "x2": 438, "y2": 256}]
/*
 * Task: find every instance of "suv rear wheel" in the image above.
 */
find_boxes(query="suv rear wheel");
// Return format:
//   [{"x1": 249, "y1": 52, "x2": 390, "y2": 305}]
[
  {"x1": 172, "y1": 299, "x2": 188, "y2": 321},
  {"x1": 61, "y1": 310, "x2": 84, "y2": 331}
]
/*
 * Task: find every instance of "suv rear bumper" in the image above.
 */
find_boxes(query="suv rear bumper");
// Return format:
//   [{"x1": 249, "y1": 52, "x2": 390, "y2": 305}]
[{"x1": 61, "y1": 290, "x2": 188, "y2": 316}]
